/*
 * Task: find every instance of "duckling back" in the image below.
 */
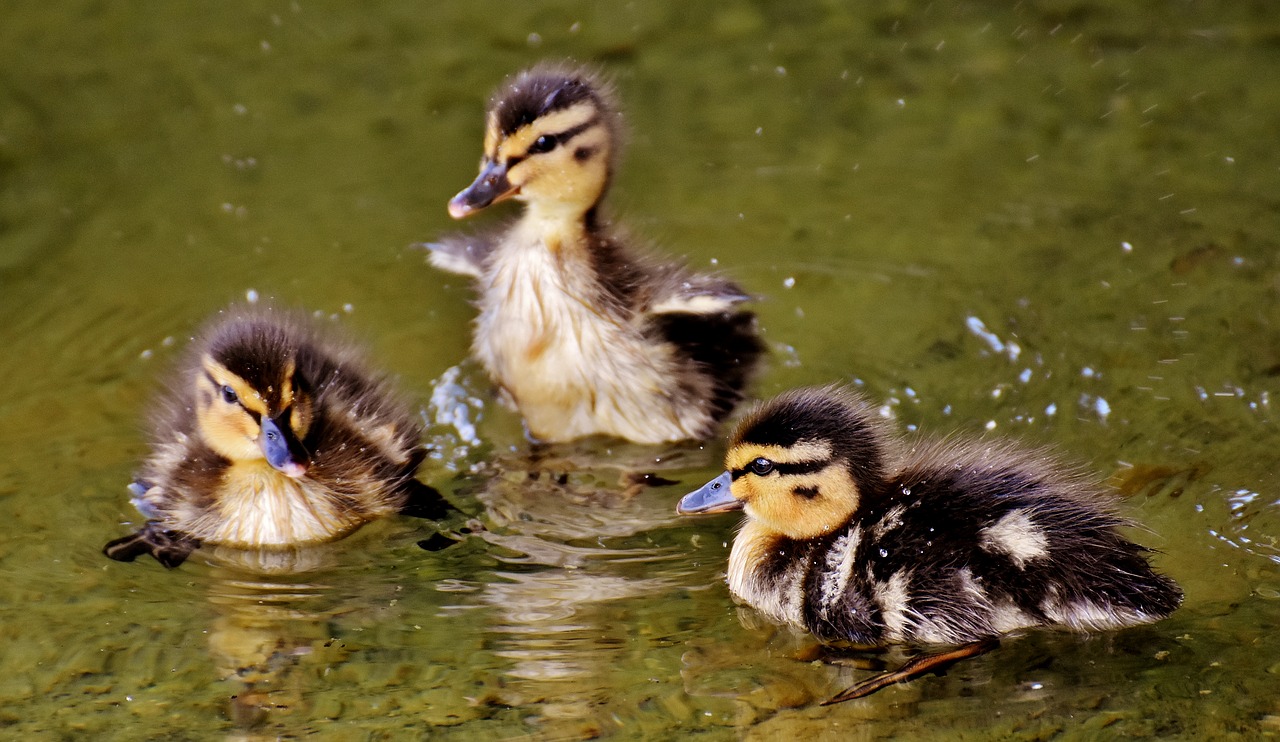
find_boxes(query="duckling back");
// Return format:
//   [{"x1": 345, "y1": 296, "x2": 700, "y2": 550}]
[
  {"x1": 777, "y1": 442, "x2": 1182, "y2": 646},
  {"x1": 105, "y1": 304, "x2": 450, "y2": 566}
]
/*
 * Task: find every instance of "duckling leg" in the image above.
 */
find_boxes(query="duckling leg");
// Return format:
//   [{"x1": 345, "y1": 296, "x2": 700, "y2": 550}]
[
  {"x1": 398, "y1": 478, "x2": 462, "y2": 520},
  {"x1": 102, "y1": 522, "x2": 198, "y2": 569},
  {"x1": 822, "y1": 638, "x2": 998, "y2": 705}
]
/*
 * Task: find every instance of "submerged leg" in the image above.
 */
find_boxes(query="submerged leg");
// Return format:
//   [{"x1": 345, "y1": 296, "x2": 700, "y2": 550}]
[
  {"x1": 822, "y1": 638, "x2": 999, "y2": 705},
  {"x1": 103, "y1": 523, "x2": 198, "y2": 569},
  {"x1": 398, "y1": 478, "x2": 461, "y2": 520}
]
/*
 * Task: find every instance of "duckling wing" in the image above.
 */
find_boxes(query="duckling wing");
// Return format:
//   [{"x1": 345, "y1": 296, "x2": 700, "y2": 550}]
[
  {"x1": 646, "y1": 272, "x2": 753, "y2": 316},
  {"x1": 417, "y1": 233, "x2": 498, "y2": 278}
]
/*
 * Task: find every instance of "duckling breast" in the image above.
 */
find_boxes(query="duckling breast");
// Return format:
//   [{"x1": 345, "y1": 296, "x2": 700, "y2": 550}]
[
  {"x1": 197, "y1": 463, "x2": 368, "y2": 546},
  {"x1": 474, "y1": 228, "x2": 714, "y2": 443}
]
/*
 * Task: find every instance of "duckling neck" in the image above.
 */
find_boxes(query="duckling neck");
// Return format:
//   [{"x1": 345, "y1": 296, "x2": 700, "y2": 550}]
[
  {"x1": 728, "y1": 520, "x2": 814, "y2": 629},
  {"x1": 515, "y1": 205, "x2": 591, "y2": 245}
]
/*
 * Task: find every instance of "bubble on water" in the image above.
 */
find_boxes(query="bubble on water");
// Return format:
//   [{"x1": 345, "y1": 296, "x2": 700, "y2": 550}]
[{"x1": 246, "y1": 289, "x2": 259, "y2": 303}]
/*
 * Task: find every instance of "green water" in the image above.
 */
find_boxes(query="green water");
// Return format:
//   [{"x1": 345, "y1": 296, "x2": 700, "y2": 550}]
[{"x1": 3, "y1": 1, "x2": 1279, "y2": 738}]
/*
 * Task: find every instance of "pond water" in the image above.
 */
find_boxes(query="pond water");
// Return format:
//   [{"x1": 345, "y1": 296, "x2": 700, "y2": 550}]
[{"x1": 3, "y1": 1, "x2": 1279, "y2": 738}]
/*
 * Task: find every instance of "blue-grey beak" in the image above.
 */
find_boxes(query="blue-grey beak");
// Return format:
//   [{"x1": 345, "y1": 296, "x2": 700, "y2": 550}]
[
  {"x1": 260, "y1": 416, "x2": 308, "y2": 479},
  {"x1": 676, "y1": 471, "x2": 742, "y2": 515},
  {"x1": 448, "y1": 161, "x2": 517, "y2": 219}
]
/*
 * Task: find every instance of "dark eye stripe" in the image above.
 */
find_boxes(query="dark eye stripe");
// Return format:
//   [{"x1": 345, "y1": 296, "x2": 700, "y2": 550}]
[
  {"x1": 730, "y1": 459, "x2": 827, "y2": 480},
  {"x1": 203, "y1": 371, "x2": 262, "y2": 422},
  {"x1": 518, "y1": 116, "x2": 600, "y2": 159}
]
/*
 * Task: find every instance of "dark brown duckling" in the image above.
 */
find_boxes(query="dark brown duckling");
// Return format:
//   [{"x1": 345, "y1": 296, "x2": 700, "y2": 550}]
[
  {"x1": 424, "y1": 62, "x2": 763, "y2": 444},
  {"x1": 678, "y1": 386, "x2": 1182, "y2": 702},
  {"x1": 104, "y1": 304, "x2": 452, "y2": 568}
]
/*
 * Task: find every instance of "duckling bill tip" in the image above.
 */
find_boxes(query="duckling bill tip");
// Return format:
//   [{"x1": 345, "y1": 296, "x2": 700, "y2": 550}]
[{"x1": 676, "y1": 471, "x2": 741, "y2": 515}]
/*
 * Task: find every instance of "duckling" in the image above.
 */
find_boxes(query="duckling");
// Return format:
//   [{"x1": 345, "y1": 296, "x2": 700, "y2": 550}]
[
  {"x1": 678, "y1": 386, "x2": 1183, "y2": 702},
  {"x1": 424, "y1": 62, "x2": 763, "y2": 444},
  {"x1": 104, "y1": 304, "x2": 453, "y2": 568}
]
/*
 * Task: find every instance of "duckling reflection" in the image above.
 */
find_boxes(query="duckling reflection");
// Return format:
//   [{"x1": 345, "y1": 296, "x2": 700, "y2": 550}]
[
  {"x1": 184, "y1": 535, "x2": 414, "y2": 733},
  {"x1": 201, "y1": 544, "x2": 346, "y2": 730},
  {"x1": 425, "y1": 62, "x2": 763, "y2": 445},
  {"x1": 679, "y1": 386, "x2": 1183, "y2": 703},
  {"x1": 103, "y1": 303, "x2": 454, "y2": 568},
  {"x1": 434, "y1": 442, "x2": 706, "y2": 726}
]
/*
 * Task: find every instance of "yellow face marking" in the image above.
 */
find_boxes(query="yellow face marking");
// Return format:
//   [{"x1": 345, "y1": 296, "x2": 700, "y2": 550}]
[
  {"x1": 278, "y1": 357, "x2": 295, "y2": 409},
  {"x1": 483, "y1": 111, "x2": 501, "y2": 160},
  {"x1": 475, "y1": 101, "x2": 610, "y2": 214},
  {"x1": 731, "y1": 463, "x2": 860, "y2": 540},
  {"x1": 195, "y1": 358, "x2": 266, "y2": 463},
  {"x1": 725, "y1": 440, "x2": 834, "y2": 473},
  {"x1": 202, "y1": 358, "x2": 269, "y2": 416},
  {"x1": 724, "y1": 440, "x2": 858, "y2": 540}
]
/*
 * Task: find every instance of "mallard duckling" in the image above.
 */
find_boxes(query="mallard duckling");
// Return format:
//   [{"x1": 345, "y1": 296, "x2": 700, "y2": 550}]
[
  {"x1": 104, "y1": 304, "x2": 452, "y2": 568},
  {"x1": 424, "y1": 62, "x2": 763, "y2": 444},
  {"x1": 678, "y1": 386, "x2": 1182, "y2": 702}
]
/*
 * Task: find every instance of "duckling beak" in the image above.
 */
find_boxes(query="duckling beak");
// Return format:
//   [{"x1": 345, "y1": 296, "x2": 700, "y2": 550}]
[
  {"x1": 260, "y1": 416, "x2": 308, "y2": 479},
  {"x1": 448, "y1": 161, "x2": 518, "y2": 219},
  {"x1": 677, "y1": 471, "x2": 742, "y2": 515}
]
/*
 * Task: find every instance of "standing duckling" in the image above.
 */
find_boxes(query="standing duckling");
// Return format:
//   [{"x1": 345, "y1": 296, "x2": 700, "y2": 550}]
[
  {"x1": 678, "y1": 386, "x2": 1182, "y2": 702},
  {"x1": 104, "y1": 304, "x2": 452, "y2": 568},
  {"x1": 425, "y1": 63, "x2": 763, "y2": 444}
]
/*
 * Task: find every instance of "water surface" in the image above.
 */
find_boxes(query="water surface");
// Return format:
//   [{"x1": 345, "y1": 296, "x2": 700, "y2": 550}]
[{"x1": 2, "y1": 1, "x2": 1279, "y2": 738}]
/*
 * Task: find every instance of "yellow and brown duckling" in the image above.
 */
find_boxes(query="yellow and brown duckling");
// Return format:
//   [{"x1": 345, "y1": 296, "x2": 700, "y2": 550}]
[
  {"x1": 425, "y1": 62, "x2": 763, "y2": 444},
  {"x1": 678, "y1": 386, "x2": 1182, "y2": 702},
  {"x1": 104, "y1": 304, "x2": 453, "y2": 568}
]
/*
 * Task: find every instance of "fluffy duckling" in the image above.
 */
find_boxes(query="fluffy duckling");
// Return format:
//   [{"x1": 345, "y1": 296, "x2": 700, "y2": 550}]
[
  {"x1": 424, "y1": 63, "x2": 763, "y2": 444},
  {"x1": 104, "y1": 305, "x2": 452, "y2": 568},
  {"x1": 678, "y1": 387, "x2": 1182, "y2": 702}
]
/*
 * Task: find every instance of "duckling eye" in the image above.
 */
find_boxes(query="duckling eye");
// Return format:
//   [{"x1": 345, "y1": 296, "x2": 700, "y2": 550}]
[
  {"x1": 220, "y1": 385, "x2": 238, "y2": 405},
  {"x1": 527, "y1": 134, "x2": 558, "y2": 155},
  {"x1": 750, "y1": 457, "x2": 775, "y2": 476}
]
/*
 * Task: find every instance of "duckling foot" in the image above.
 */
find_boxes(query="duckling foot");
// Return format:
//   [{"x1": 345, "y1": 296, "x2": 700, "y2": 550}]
[
  {"x1": 102, "y1": 522, "x2": 199, "y2": 569},
  {"x1": 822, "y1": 638, "x2": 998, "y2": 705},
  {"x1": 417, "y1": 519, "x2": 487, "y2": 552},
  {"x1": 399, "y1": 479, "x2": 463, "y2": 520}
]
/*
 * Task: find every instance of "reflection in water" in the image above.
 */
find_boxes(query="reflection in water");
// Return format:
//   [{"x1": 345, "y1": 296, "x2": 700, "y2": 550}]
[
  {"x1": 199, "y1": 545, "x2": 347, "y2": 733},
  {"x1": 442, "y1": 448, "x2": 705, "y2": 729}
]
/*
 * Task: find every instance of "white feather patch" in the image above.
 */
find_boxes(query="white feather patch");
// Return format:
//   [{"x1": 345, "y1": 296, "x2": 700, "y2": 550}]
[{"x1": 980, "y1": 508, "x2": 1049, "y2": 568}]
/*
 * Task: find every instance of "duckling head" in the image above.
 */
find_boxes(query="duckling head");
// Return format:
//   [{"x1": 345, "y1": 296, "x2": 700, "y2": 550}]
[
  {"x1": 193, "y1": 319, "x2": 316, "y2": 479},
  {"x1": 678, "y1": 387, "x2": 888, "y2": 539},
  {"x1": 449, "y1": 63, "x2": 619, "y2": 223}
]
